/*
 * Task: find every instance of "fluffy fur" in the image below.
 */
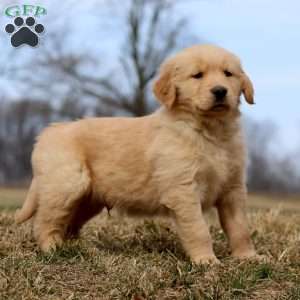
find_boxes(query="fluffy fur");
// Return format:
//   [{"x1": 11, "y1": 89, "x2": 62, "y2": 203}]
[{"x1": 16, "y1": 44, "x2": 257, "y2": 263}]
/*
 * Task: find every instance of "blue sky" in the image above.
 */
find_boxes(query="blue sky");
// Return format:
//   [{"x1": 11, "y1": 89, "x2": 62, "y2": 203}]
[{"x1": 0, "y1": 0, "x2": 299, "y2": 151}]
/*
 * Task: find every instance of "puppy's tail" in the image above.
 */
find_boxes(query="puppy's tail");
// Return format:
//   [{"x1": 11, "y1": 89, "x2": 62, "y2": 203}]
[{"x1": 15, "y1": 179, "x2": 38, "y2": 224}]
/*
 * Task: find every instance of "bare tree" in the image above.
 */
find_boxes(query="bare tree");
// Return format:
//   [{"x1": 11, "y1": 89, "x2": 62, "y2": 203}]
[
  {"x1": 113, "y1": 0, "x2": 188, "y2": 115},
  {"x1": 17, "y1": 0, "x2": 193, "y2": 117}
]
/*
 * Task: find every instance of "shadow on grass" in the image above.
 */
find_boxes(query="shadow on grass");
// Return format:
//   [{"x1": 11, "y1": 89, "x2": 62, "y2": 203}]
[
  {"x1": 92, "y1": 221, "x2": 187, "y2": 260},
  {"x1": 36, "y1": 243, "x2": 90, "y2": 264}
]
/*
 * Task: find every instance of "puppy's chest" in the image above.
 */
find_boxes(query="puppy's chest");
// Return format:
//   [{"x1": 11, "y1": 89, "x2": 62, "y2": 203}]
[
  {"x1": 203, "y1": 144, "x2": 231, "y2": 179},
  {"x1": 195, "y1": 141, "x2": 234, "y2": 202}
]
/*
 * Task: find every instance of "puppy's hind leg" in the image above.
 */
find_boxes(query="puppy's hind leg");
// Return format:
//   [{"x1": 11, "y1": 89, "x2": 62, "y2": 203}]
[
  {"x1": 66, "y1": 195, "x2": 104, "y2": 238},
  {"x1": 33, "y1": 164, "x2": 91, "y2": 252}
]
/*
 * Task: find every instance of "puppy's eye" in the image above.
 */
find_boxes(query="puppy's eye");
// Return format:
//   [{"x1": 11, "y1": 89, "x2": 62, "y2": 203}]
[
  {"x1": 224, "y1": 70, "x2": 233, "y2": 77},
  {"x1": 192, "y1": 72, "x2": 203, "y2": 79}
]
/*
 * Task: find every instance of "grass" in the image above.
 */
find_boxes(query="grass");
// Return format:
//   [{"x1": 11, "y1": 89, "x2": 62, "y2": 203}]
[{"x1": 0, "y1": 188, "x2": 299, "y2": 299}]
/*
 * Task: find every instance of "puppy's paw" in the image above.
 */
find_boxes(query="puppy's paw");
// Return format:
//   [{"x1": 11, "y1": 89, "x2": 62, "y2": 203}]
[
  {"x1": 39, "y1": 234, "x2": 63, "y2": 253},
  {"x1": 232, "y1": 250, "x2": 268, "y2": 262},
  {"x1": 14, "y1": 209, "x2": 22, "y2": 224},
  {"x1": 247, "y1": 254, "x2": 269, "y2": 262},
  {"x1": 193, "y1": 255, "x2": 220, "y2": 265}
]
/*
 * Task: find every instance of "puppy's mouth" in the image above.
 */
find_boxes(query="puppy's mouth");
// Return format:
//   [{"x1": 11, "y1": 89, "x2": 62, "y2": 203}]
[
  {"x1": 211, "y1": 104, "x2": 230, "y2": 112},
  {"x1": 195, "y1": 103, "x2": 231, "y2": 115}
]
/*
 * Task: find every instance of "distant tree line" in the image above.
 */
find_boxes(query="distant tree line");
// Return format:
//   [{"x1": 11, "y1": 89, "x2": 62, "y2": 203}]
[{"x1": 245, "y1": 118, "x2": 300, "y2": 194}]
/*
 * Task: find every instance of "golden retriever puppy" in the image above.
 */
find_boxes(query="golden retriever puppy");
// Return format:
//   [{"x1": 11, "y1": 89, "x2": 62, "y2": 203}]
[{"x1": 16, "y1": 44, "x2": 257, "y2": 264}]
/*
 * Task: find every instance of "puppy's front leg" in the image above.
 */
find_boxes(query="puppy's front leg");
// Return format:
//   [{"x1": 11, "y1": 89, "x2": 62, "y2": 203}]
[
  {"x1": 217, "y1": 187, "x2": 256, "y2": 259},
  {"x1": 165, "y1": 186, "x2": 219, "y2": 264}
]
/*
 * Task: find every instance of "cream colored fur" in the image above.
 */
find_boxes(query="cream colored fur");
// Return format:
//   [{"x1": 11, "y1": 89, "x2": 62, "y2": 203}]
[{"x1": 16, "y1": 45, "x2": 257, "y2": 263}]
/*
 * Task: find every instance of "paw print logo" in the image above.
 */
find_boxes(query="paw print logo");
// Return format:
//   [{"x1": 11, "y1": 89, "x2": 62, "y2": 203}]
[{"x1": 5, "y1": 17, "x2": 44, "y2": 47}]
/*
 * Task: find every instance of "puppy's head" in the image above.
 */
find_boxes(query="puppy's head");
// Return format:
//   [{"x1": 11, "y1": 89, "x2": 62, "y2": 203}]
[{"x1": 153, "y1": 45, "x2": 254, "y2": 117}]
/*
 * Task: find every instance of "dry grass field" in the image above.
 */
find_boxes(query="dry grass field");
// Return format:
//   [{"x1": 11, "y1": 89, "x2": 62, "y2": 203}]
[{"x1": 0, "y1": 188, "x2": 299, "y2": 299}]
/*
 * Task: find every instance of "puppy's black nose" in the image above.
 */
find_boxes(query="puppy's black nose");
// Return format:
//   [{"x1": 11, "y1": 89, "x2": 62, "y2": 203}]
[{"x1": 211, "y1": 86, "x2": 227, "y2": 102}]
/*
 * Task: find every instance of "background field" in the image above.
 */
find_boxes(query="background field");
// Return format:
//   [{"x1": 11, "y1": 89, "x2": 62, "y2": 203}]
[
  {"x1": 0, "y1": 188, "x2": 299, "y2": 299},
  {"x1": 1, "y1": 187, "x2": 300, "y2": 213}
]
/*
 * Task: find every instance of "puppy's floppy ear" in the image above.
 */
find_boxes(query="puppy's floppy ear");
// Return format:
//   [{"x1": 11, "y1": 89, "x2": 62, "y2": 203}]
[
  {"x1": 153, "y1": 65, "x2": 176, "y2": 109},
  {"x1": 241, "y1": 71, "x2": 255, "y2": 104}
]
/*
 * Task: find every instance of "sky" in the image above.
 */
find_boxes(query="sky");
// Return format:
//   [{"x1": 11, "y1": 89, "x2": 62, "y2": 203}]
[{"x1": 0, "y1": 0, "x2": 299, "y2": 151}]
